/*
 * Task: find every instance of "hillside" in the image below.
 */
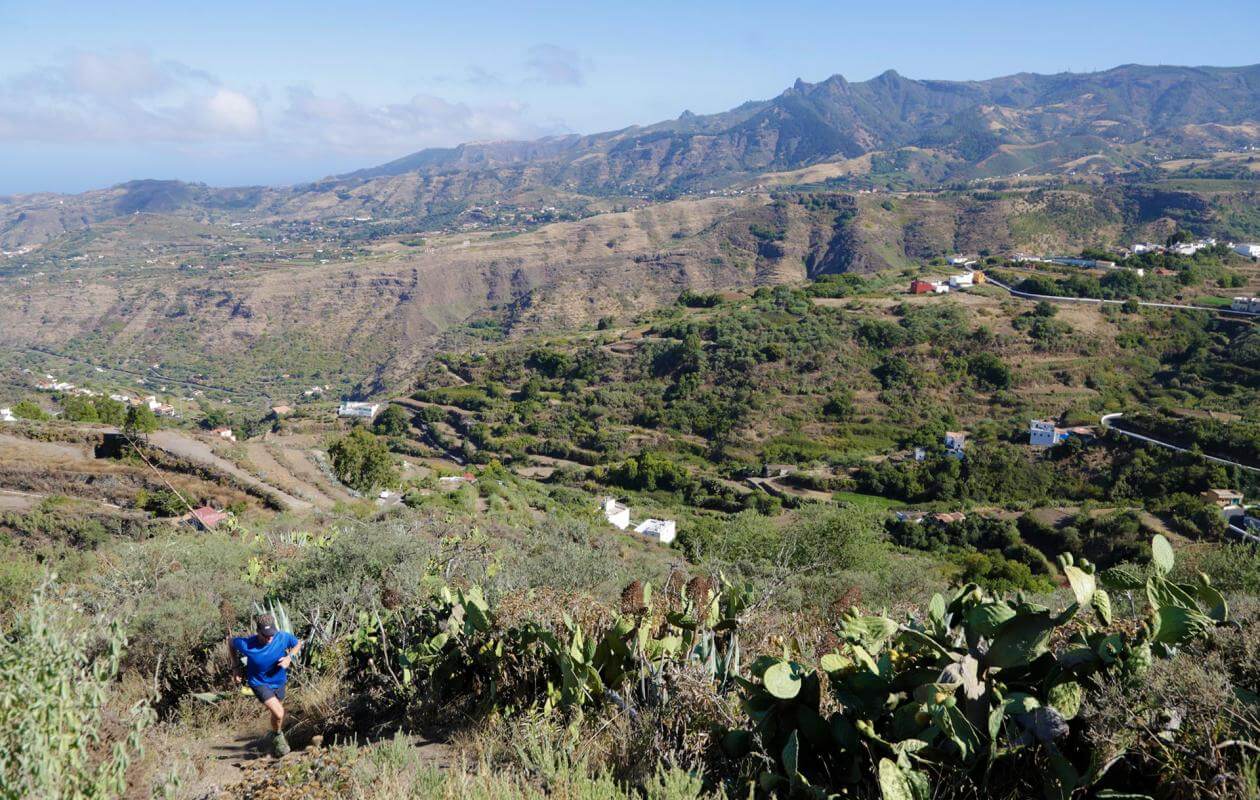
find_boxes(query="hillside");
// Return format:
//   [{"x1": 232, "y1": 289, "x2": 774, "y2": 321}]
[
  {"x1": 3, "y1": 64, "x2": 1260, "y2": 248},
  {"x1": 4, "y1": 260, "x2": 1259, "y2": 800},
  {"x1": 4, "y1": 182, "x2": 1258, "y2": 410},
  {"x1": 400, "y1": 258, "x2": 1259, "y2": 512}
]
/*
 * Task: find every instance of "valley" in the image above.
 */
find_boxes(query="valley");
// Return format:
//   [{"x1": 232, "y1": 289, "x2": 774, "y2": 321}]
[{"x1": 4, "y1": 54, "x2": 1260, "y2": 800}]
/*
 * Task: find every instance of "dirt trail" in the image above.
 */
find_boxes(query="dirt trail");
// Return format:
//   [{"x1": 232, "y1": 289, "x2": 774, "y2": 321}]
[
  {"x1": 177, "y1": 721, "x2": 453, "y2": 800},
  {"x1": 147, "y1": 431, "x2": 313, "y2": 512},
  {"x1": 0, "y1": 432, "x2": 93, "y2": 464},
  {"x1": 273, "y1": 446, "x2": 357, "y2": 506},
  {"x1": 392, "y1": 396, "x2": 472, "y2": 418},
  {"x1": 242, "y1": 442, "x2": 339, "y2": 510},
  {"x1": 0, "y1": 490, "x2": 40, "y2": 512}
]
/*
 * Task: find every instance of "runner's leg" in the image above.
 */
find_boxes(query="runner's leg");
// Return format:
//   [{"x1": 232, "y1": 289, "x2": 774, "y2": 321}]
[{"x1": 262, "y1": 695, "x2": 285, "y2": 733}]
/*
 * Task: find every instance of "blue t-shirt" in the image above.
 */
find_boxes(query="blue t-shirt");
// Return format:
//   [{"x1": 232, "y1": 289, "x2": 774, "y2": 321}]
[{"x1": 232, "y1": 631, "x2": 298, "y2": 688}]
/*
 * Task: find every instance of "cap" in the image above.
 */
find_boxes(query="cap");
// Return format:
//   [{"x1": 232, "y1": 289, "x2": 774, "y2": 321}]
[{"x1": 256, "y1": 614, "x2": 279, "y2": 638}]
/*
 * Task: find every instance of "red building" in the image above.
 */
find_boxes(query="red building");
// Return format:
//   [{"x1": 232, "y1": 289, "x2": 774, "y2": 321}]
[
  {"x1": 189, "y1": 506, "x2": 229, "y2": 530},
  {"x1": 909, "y1": 279, "x2": 935, "y2": 294}
]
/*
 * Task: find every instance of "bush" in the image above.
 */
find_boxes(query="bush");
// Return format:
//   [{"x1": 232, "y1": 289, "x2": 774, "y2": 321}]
[
  {"x1": 966, "y1": 352, "x2": 1012, "y2": 389},
  {"x1": 11, "y1": 400, "x2": 48, "y2": 421},
  {"x1": 0, "y1": 587, "x2": 151, "y2": 798},
  {"x1": 329, "y1": 428, "x2": 398, "y2": 493},
  {"x1": 372, "y1": 404, "x2": 412, "y2": 437},
  {"x1": 136, "y1": 487, "x2": 188, "y2": 517}
]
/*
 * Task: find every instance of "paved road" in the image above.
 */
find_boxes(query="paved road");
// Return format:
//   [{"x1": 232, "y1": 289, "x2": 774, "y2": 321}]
[
  {"x1": 1100, "y1": 414, "x2": 1258, "y2": 544},
  {"x1": 986, "y1": 278, "x2": 1260, "y2": 318},
  {"x1": 1099, "y1": 413, "x2": 1258, "y2": 474}
]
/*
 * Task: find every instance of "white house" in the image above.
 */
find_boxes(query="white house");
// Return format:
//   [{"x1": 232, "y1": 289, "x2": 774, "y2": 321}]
[
  {"x1": 1234, "y1": 243, "x2": 1260, "y2": 259},
  {"x1": 948, "y1": 272, "x2": 975, "y2": 289},
  {"x1": 947, "y1": 256, "x2": 977, "y2": 267},
  {"x1": 338, "y1": 401, "x2": 380, "y2": 419},
  {"x1": 210, "y1": 426, "x2": 236, "y2": 442},
  {"x1": 602, "y1": 497, "x2": 630, "y2": 530},
  {"x1": 634, "y1": 518, "x2": 676, "y2": 545},
  {"x1": 1029, "y1": 420, "x2": 1093, "y2": 447},
  {"x1": 944, "y1": 431, "x2": 967, "y2": 458},
  {"x1": 1231, "y1": 297, "x2": 1260, "y2": 314},
  {"x1": 1171, "y1": 238, "x2": 1215, "y2": 256},
  {"x1": 1047, "y1": 257, "x2": 1116, "y2": 269},
  {"x1": 930, "y1": 281, "x2": 951, "y2": 294},
  {"x1": 0, "y1": 407, "x2": 16, "y2": 423},
  {"x1": 1029, "y1": 419, "x2": 1066, "y2": 447}
]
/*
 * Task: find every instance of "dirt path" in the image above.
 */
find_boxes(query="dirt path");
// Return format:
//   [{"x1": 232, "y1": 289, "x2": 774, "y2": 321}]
[
  {"x1": 273, "y1": 446, "x2": 358, "y2": 506},
  {"x1": 176, "y1": 720, "x2": 453, "y2": 800},
  {"x1": 148, "y1": 431, "x2": 313, "y2": 512},
  {"x1": 241, "y1": 442, "x2": 339, "y2": 510},
  {"x1": 0, "y1": 489, "x2": 39, "y2": 512},
  {"x1": 392, "y1": 396, "x2": 473, "y2": 418},
  {"x1": 0, "y1": 432, "x2": 93, "y2": 464}
]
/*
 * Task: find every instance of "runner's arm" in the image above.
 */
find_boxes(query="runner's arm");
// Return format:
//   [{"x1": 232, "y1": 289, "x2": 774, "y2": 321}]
[
  {"x1": 278, "y1": 636, "x2": 302, "y2": 668},
  {"x1": 226, "y1": 636, "x2": 246, "y2": 682}
]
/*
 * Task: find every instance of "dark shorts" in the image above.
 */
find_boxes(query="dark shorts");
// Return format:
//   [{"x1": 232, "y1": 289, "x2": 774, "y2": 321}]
[{"x1": 250, "y1": 683, "x2": 286, "y2": 703}]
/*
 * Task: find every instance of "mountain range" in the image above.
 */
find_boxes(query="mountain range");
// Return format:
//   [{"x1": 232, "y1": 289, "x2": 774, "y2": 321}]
[{"x1": 4, "y1": 63, "x2": 1260, "y2": 248}]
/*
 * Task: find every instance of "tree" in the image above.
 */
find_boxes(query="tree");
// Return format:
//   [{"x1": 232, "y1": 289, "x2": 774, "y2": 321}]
[
  {"x1": 372, "y1": 405, "x2": 412, "y2": 437},
  {"x1": 123, "y1": 405, "x2": 159, "y2": 437},
  {"x1": 823, "y1": 388, "x2": 856, "y2": 422},
  {"x1": 11, "y1": 401, "x2": 48, "y2": 421},
  {"x1": 328, "y1": 428, "x2": 398, "y2": 494},
  {"x1": 967, "y1": 352, "x2": 1012, "y2": 390},
  {"x1": 94, "y1": 398, "x2": 127, "y2": 426},
  {"x1": 60, "y1": 396, "x2": 99, "y2": 423}
]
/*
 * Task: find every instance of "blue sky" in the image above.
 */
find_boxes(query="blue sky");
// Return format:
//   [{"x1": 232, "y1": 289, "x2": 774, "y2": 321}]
[{"x1": 1, "y1": 0, "x2": 1256, "y2": 194}]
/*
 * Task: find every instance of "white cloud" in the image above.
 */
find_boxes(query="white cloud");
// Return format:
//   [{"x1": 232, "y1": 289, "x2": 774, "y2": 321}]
[
  {"x1": 0, "y1": 49, "x2": 575, "y2": 175},
  {"x1": 203, "y1": 88, "x2": 262, "y2": 135},
  {"x1": 524, "y1": 44, "x2": 590, "y2": 87},
  {"x1": 0, "y1": 49, "x2": 262, "y2": 144},
  {"x1": 277, "y1": 86, "x2": 558, "y2": 156}
]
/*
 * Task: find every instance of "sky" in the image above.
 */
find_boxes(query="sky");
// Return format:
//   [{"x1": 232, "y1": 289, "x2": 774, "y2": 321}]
[{"x1": 0, "y1": 0, "x2": 1256, "y2": 195}]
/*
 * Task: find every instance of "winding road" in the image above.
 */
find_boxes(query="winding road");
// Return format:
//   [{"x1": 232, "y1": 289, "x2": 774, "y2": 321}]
[
  {"x1": 985, "y1": 277, "x2": 1260, "y2": 318},
  {"x1": 1100, "y1": 413, "x2": 1258, "y2": 544},
  {"x1": 1100, "y1": 414, "x2": 1259, "y2": 474}
]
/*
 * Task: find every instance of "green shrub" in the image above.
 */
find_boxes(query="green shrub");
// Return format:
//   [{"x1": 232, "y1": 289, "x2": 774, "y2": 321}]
[
  {"x1": 0, "y1": 586, "x2": 152, "y2": 798},
  {"x1": 329, "y1": 428, "x2": 399, "y2": 493},
  {"x1": 11, "y1": 400, "x2": 48, "y2": 421},
  {"x1": 372, "y1": 404, "x2": 412, "y2": 437}
]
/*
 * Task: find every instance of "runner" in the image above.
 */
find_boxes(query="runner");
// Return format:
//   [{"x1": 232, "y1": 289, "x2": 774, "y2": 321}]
[{"x1": 229, "y1": 614, "x2": 302, "y2": 756}]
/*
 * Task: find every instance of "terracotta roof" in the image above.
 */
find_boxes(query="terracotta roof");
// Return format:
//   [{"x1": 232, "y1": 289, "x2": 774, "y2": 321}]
[{"x1": 190, "y1": 506, "x2": 229, "y2": 529}]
